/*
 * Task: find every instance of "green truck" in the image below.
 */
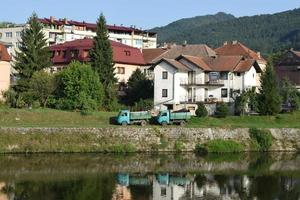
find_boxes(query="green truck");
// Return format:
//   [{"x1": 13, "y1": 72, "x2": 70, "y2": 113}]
[
  {"x1": 117, "y1": 110, "x2": 152, "y2": 126},
  {"x1": 156, "y1": 110, "x2": 191, "y2": 126}
]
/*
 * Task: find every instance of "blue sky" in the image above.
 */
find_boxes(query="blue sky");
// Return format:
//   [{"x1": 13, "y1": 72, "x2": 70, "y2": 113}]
[{"x1": 0, "y1": 0, "x2": 299, "y2": 29}]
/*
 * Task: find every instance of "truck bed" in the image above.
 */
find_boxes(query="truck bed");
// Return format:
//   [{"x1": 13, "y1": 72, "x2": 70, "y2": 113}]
[
  {"x1": 170, "y1": 112, "x2": 191, "y2": 120},
  {"x1": 130, "y1": 111, "x2": 152, "y2": 120}
]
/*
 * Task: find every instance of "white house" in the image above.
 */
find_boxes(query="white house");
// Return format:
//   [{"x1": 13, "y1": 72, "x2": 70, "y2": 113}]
[{"x1": 153, "y1": 55, "x2": 262, "y2": 114}]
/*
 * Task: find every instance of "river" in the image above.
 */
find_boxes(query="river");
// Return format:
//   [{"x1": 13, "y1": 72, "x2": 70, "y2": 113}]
[{"x1": 0, "y1": 153, "x2": 299, "y2": 200}]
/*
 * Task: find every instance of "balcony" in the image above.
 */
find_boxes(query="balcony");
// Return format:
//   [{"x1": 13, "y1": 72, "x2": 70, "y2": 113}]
[
  {"x1": 206, "y1": 79, "x2": 225, "y2": 86},
  {"x1": 179, "y1": 96, "x2": 203, "y2": 104},
  {"x1": 180, "y1": 78, "x2": 204, "y2": 86}
]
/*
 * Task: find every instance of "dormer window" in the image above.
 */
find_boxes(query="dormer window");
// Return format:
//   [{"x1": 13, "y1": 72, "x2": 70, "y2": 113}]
[{"x1": 124, "y1": 50, "x2": 131, "y2": 56}]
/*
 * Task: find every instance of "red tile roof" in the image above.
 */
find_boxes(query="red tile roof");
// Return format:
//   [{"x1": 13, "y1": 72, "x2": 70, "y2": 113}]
[
  {"x1": 215, "y1": 41, "x2": 266, "y2": 63},
  {"x1": 291, "y1": 50, "x2": 300, "y2": 57},
  {"x1": 158, "y1": 58, "x2": 190, "y2": 72},
  {"x1": 178, "y1": 55, "x2": 212, "y2": 71},
  {"x1": 0, "y1": 44, "x2": 11, "y2": 62},
  {"x1": 38, "y1": 18, "x2": 156, "y2": 35},
  {"x1": 50, "y1": 38, "x2": 145, "y2": 65},
  {"x1": 142, "y1": 48, "x2": 168, "y2": 64}
]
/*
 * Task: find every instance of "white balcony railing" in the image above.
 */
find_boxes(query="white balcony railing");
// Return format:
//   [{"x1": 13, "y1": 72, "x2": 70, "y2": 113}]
[
  {"x1": 180, "y1": 78, "x2": 204, "y2": 85},
  {"x1": 179, "y1": 95, "x2": 203, "y2": 103}
]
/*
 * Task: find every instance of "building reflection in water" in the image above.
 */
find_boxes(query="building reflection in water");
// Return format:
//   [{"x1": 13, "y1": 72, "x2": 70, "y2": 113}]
[{"x1": 115, "y1": 173, "x2": 300, "y2": 200}]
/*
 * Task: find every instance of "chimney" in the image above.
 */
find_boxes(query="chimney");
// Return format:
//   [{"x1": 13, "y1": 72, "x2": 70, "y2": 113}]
[
  {"x1": 233, "y1": 40, "x2": 238, "y2": 45},
  {"x1": 50, "y1": 16, "x2": 55, "y2": 23},
  {"x1": 224, "y1": 41, "x2": 228, "y2": 46},
  {"x1": 257, "y1": 52, "x2": 261, "y2": 58},
  {"x1": 182, "y1": 40, "x2": 187, "y2": 47},
  {"x1": 64, "y1": 18, "x2": 68, "y2": 24}
]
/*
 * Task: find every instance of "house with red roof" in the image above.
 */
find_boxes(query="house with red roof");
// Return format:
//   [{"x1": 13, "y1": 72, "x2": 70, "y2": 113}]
[
  {"x1": 0, "y1": 44, "x2": 11, "y2": 100},
  {"x1": 153, "y1": 53, "x2": 262, "y2": 114},
  {"x1": 49, "y1": 38, "x2": 146, "y2": 91}
]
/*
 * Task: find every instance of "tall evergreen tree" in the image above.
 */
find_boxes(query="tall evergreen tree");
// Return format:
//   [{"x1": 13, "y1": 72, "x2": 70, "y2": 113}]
[
  {"x1": 258, "y1": 61, "x2": 281, "y2": 115},
  {"x1": 14, "y1": 13, "x2": 51, "y2": 92},
  {"x1": 90, "y1": 14, "x2": 118, "y2": 110}
]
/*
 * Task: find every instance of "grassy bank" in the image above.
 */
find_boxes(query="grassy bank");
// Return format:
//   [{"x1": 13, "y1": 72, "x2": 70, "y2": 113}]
[{"x1": 0, "y1": 108, "x2": 299, "y2": 128}]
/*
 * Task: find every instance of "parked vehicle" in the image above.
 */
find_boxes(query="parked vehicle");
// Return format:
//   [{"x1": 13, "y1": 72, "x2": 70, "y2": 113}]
[
  {"x1": 157, "y1": 110, "x2": 191, "y2": 126},
  {"x1": 117, "y1": 110, "x2": 152, "y2": 126}
]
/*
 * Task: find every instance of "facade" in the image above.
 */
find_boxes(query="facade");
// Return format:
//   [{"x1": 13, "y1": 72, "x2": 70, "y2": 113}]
[
  {"x1": 275, "y1": 49, "x2": 300, "y2": 90},
  {"x1": 0, "y1": 44, "x2": 11, "y2": 100},
  {"x1": 153, "y1": 55, "x2": 261, "y2": 114},
  {"x1": 49, "y1": 38, "x2": 145, "y2": 86},
  {"x1": 0, "y1": 17, "x2": 157, "y2": 58}
]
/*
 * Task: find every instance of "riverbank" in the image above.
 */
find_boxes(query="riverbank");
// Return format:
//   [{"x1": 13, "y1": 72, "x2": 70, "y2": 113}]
[
  {"x1": 0, "y1": 108, "x2": 300, "y2": 128},
  {"x1": 0, "y1": 127, "x2": 299, "y2": 153}
]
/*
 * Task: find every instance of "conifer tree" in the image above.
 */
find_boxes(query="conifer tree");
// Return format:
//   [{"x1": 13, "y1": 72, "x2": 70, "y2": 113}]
[
  {"x1": 90, "y1": 14, "x2": 118, "y2": 110},
  {"x1": 258, "y1": 61, "x2": 281, "y2": 115},
  {"x1": 14, "y1": 13, "x2": 51, "y2": 92}
]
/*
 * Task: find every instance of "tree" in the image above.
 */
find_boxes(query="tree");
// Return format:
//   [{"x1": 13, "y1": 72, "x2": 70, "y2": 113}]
[
  {"x1": 55, "y1": 61, "x2": 104, "y2": 112},
  {"x1": 13, "y1": 13, "x2": 51, "y2": 92},
  {"x1": 29, "y1": 71, "x2": 56, "y2": 107},
  {"x1": 215, "y1": 103, "x2": 229, "y2": 118},
  {"x1": 89, "y1": 13, "x2": 117, "y2": 110},
  {"x1": 195, "y1": 103, "x2": 208, "y2": 117},
  {"x1": 258, "y1": 61, "x2": 281, "y2": 115},
  {"x1": 125, "y1": 69, "x2": 153, "y2": 105}
]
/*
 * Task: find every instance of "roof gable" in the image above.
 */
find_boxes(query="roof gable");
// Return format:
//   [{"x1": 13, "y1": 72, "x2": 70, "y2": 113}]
[
  {"x1": 0, "y1": 44, "x2": 11, "y2": 62},
  {"x1": 155, "y1": 58, "x2": 190, "y2": 72}
]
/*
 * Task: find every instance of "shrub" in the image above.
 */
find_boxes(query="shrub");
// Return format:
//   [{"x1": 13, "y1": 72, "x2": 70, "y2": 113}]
[
  {"x1": 196, "y1": 103, "x2": 208, "y2": 117},
  {"x1": 215, "y1": 103, "x2": 229, "y2": 118},
  {"x1": 132, "y1": 99, "x2": 153, "y2": 111},
  {"x1": 195, "y1": 139, "x2": 244, "y2": 153},
  {"x1": 107, "y1": 143, "x2": 137, "y2": 153},
  {"x1": 249, "y1": 128, "x2": 273, "y2": 151},
  {"x1": 174, "y1": 141, "x2": 184, "y2": 152},
  {"x1": 54, "y1": 61, "x2": 104, "y2": 111}
]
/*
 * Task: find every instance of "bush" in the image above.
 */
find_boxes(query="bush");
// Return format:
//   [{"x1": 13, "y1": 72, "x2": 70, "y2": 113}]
[
  {"x1": 174, "y1": 141, "x2": 184, "y2": 152},
  {"x1": 54, "y1": 61, "x2": 104, "y2": 111},
  {"x1": 215, "y1": 103, "x2": 229, "y2": 118},
  {"x1": 132, "y1": 99, "x2": 153, "y2": 111},
  {"x1": 196, "y1": 103, "x2": 208, "y2": 117},
  {"x1": 195, "y1": 139, "x2": 244, "y2": 153},
  {"x1": 249, "y1": 128, "x2": 273, "y2": 151}
]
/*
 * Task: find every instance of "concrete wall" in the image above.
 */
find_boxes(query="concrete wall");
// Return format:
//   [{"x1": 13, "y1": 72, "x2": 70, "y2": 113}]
[{"x1": 114, "y1": 63, "x2": 140, "y2": 83}]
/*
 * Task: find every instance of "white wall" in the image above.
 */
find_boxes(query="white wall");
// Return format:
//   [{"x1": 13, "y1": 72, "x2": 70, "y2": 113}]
[
  {"x1": 0, "y1": 61, "x2": 11, "y2": 100},
  {"x1": 244, "y1": 66, "x2": 258, "y2": 89}
]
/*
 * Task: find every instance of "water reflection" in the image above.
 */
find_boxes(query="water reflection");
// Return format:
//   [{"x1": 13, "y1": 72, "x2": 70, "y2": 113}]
[{"x1": 0, "y1": 153, "x2": 299, "y2": 200}]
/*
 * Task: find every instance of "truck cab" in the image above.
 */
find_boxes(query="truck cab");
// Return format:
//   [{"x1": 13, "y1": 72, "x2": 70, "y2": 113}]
[
  {"x1": 157, "y1": 110, "x2": 170, "y2": 125},
  {"x1": 117, "y1": 110, "x2": 130, "y2": 125}
]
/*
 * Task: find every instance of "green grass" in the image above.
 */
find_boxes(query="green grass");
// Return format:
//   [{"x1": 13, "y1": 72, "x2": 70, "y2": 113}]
[
  {"x1": 0, "y1": 108, "x2": 299, "y2": 128},
  {"x1": 196, "y1": 139, "x2": 245, "y2": 153}
]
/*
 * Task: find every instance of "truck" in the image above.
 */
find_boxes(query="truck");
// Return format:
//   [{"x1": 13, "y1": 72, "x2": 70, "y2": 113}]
[
  {"x1": 117, "y1": 110, "x2": 152, "y2": 126},
  {"x1": 156, "y1": 110, "x2": 191, "y2": 126}
]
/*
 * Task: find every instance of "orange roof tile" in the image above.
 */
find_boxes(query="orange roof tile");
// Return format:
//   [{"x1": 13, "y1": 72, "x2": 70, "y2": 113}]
[{"x1": 0, "y1": 44, "x2": 11, "y2": 62}]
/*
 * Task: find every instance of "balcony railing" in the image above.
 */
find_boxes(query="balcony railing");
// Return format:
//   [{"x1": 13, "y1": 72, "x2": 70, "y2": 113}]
[
  {"x1": 206, "y1": 79, "x2": 225, "y2": 85},
  {"x1": 180, "y1": 78, "x2": 204, "y2": 85},
  {"x1": 179, "y1": 95, "x2": 203, "y2": 103}
]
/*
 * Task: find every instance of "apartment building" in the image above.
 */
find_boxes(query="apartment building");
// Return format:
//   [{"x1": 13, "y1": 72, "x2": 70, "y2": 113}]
[
  {"x1": 0, "y1": 44, "x2": 11, "y2": 100},
  {"x1": 49, "y1": 38, "x2": 145, "y2": 94},
  {"x1": 153, "y1": 55, "x2": 262, "y2": 114},
  {"x1": 0, "y1": 16, "x2": 157, "y2": 57}
]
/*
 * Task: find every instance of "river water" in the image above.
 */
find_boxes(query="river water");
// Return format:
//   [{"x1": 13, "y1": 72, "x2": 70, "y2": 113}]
[{"x1": 0, "y1": 153, "x2": 299, "y2": 200}]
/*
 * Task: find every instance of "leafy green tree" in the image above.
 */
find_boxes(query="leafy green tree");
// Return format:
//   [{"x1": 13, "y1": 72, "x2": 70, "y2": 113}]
[
  {"x1": 195, "y1": 103, "x2": 208, "y2": 117},
  {"x1": 90, "y1": 13, "x2": 117, "y2": 110},
  {"x1": 215, "y1": 103, "x2": 229, "y2": 118},
  {"x1": 258, "y1": 61, "x2": 281, "y2": 115},
  {"x1": 55, "y1": 61, "x2": 104, "y2": 112},
  {"x1": 13, "y1": 13, "x2": 51, "y2": 92},
  {"x1": 29, "y1": 71, "x2": 56, "y2": 107},
  {"x1": 125, "y1": 69, "x2": 153, "y2": 105}
]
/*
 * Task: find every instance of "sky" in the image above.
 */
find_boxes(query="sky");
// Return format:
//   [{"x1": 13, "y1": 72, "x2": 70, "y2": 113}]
[{"x1": 0, "y1": 0, "x2": 299, "y2": 29}]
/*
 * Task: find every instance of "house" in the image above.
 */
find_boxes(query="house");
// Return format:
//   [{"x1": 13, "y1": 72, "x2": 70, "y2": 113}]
[
  {"x1": 275, "y1": 49, "x2": 300, "y2": 90},
  {"x1": 0, "y1": 16, "x2": 157, "y2": 58},
  {"x1": 49, "y1": 38, "x2": 145, "y2": 92},
  {"x1": 153, "y1": 54, "x2": 262, "y2": 114},
  {"x1": 142, "y1": 44, "x2": 216, "y2": 78},
  {"x1": 0, "y1": 44, "x2": 11, "y2": 100}
]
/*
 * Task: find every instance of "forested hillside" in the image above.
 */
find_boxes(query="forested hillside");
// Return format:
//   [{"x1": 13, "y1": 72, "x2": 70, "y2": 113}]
[{"x1": 150, "y1": 8, "x2": 300, "y2": 55}]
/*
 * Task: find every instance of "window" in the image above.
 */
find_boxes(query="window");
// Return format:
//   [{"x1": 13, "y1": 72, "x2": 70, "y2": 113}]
[
  {"x1": 15, "y1": 42, "x2": 21, "y2": 48},
  {"x1": 220, "y1": 72, "x2": 228, "y2": 80},
  {"x1": 0, "y1": 33, "x2": 2, "y2": 39},
  {"x1": 162, "y1": 71, "x2": 168, "y2": 79},
  {"x1": 124, "y1": 50, "x2": 131, "y2": 56},
  {"x1": 83, "y1": 50, "x2": 89, "y2": 58},
  {"x1": 51, "y1": 51, "x2": 55, "y2": 58},
  {"x1": 56, "y1": 51, "x2": 61, "y2": 56},
  {"x1": 162, "y1": 89, "x2": 168, "y2": 98},
  {"x1": 117, "y1": 67, "x2": 125, "y2": 74},
  {"x1": 236, "y1": 72, "x2": 241, "y2": 76},
  {"x1": 16, "y1": 31, "x2": 21, "y2": 37},
  {"x1": 221, "y1": 88, "x2": 228, "y2": 98},
  {"x1": 70, "y1": 50, "x2": 79, "y2": 58},
  {"x1": 62, "y1": 50, "x2": 67, "y2": 58},
  {"x1": 5, "y1": 32, "x2": 12, "y2": 38},
  {"x1": 161, "y1": 188, "x2": 167, "y2": 197}
]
